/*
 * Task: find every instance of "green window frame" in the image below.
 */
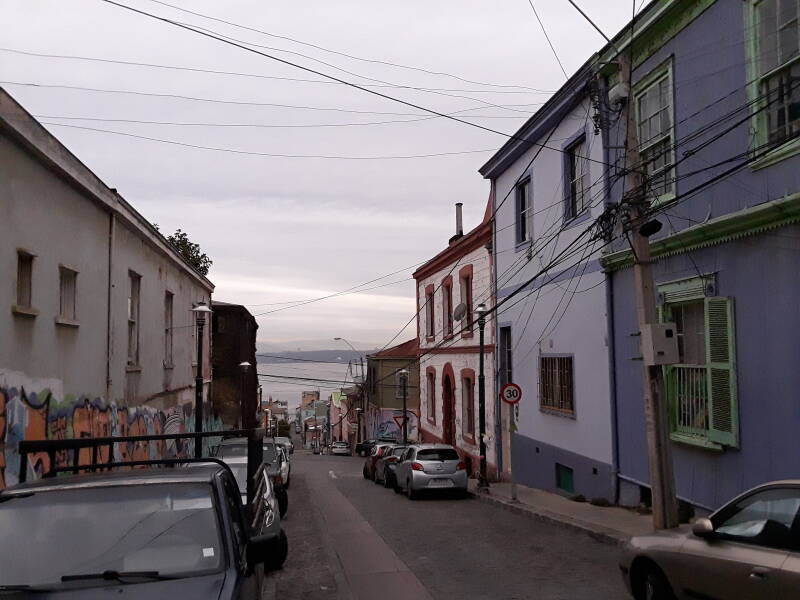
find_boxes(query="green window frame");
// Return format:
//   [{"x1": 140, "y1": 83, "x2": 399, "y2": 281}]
[
  {"x1": 745, "y1": 0, "x2": 800, "y2": 168},
  {"x1": 658, "y1": 276, "x2": 739, "y2": 449},
  {"x1": 633, "y1": 58, "x2": 676, "y2": 205}
]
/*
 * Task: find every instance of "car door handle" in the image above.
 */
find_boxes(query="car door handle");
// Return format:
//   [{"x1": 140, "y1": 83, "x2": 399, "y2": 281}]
[{"x1": 749, "y1": 567, "x2": 770, "y2": 580}]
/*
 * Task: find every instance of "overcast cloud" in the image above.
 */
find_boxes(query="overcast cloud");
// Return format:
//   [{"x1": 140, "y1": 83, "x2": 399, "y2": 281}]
[{"x1": 3, "y1": 0, "x2": 638, "y2": 347}]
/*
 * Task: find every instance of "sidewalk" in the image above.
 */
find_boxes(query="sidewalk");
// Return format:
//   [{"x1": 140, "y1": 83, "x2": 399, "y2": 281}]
[{"x1": 468, "y1": 479, "x2": 654, "y2": 546}]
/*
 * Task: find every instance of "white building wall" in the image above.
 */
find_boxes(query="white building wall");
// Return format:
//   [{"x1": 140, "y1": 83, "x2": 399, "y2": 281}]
[
  {"x1": 0, "y1": 95, "x2": 215, "y2": 488},
  {"x1": 491, "y1": 98, "x2": 614, "y2": 496},
  {"x1": 415, "y1": 237, "x2": 500, "y2": 474}
]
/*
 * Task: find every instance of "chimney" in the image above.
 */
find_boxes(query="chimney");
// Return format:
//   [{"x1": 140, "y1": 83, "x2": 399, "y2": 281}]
[{"x1": 455, "y1": 202, "x2": 463, "y2": 236}]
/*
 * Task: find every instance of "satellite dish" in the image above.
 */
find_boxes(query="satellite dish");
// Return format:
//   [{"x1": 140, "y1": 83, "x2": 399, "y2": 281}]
[{"x1": 453, "y1": 302, "x2": 468, "y2": 322}]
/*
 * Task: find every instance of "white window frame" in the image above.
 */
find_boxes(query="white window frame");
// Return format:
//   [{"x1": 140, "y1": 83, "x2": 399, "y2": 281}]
[
  {"x1": 633, "y1": 59, "x2": 676, "y2": 204},
  {"x1": 164, "y1": 291, "x2": 174, "y2": 368},
  {"x1": 516, "y1": 178, "x2": 533, "y2": 244},
  {"x1": 58, "y1": 266, "x2": 78, "y2": 322},
  {"x1": 127, "y1": 271, "x2": 141, "y2": 367},
  {"x1": 566, "y1": 138, "x2": 590, "y2": 219}
]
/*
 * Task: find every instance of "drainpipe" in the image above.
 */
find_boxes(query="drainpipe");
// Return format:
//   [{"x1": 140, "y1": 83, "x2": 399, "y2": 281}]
[
  {"x1": 105, "y1": 212, "x2": 116, "y2": 401},
  {"x1": 598, "y1": 73, "x2": 621, "y2": 505}
]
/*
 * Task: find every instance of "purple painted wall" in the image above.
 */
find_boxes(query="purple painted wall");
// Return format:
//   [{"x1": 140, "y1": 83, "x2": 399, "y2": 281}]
[{"x1": 608, "y1": 1, "x2": 800, "y2": 510}]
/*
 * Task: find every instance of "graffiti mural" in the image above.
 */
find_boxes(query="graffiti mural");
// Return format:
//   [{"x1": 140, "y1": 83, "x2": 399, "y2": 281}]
[
  {"x1": 369, "y1": 408, "x2": 420, "y2": 442},
  {"x1": 0, "y1": 383, "x2": 223, "y2": 490}
]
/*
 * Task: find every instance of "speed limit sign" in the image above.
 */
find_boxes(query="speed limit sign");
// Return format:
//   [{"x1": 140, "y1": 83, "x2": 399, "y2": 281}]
[{"x1": 500, "y1": 383, "x2": 522, "y2": 405}]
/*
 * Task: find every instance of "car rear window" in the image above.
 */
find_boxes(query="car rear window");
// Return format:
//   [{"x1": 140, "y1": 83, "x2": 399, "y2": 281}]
[
  {"x1": 392, "y1": 447, "x2": 407, "y2": 457},
  {"x1": 416, "y1": 448, "x2": 460, "y2": 461}
]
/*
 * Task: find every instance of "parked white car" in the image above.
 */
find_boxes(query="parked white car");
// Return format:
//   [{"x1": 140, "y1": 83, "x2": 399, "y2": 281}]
[
  {"x1": 331, "y1": 441, "x2": 351, "y2": 455},
  {"x1": 394, "y1": 444, "x2": 468, "y2": 499}
]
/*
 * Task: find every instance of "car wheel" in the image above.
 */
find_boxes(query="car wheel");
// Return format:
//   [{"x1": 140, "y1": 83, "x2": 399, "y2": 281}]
[
  {"x1": 363, "y1": 465, "x2": 369, "y2": 479},
  {"x1": 266, "y1": 529, "x2": 289, "y2": 571},
  {"x1": 383, "y1": 474, "x2": 393, "y2": 488},
  {"x1": 407, "y1": 481, "x2": 417, "y2": 501},
  {"x1": 640, "y1": 565, "x2": 675, "y2": 600},
  {"x1": 393, "y1": 479, "x2": 402, "y2": 494},
  {"x1": 374, "y1": 473, "x2": 382, "y2": 485}
]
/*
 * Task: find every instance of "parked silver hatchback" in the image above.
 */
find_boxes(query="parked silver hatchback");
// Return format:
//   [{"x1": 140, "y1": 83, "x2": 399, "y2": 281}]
[{"x1": 394, "y1": 444, "x2": 467, "y2": 499}]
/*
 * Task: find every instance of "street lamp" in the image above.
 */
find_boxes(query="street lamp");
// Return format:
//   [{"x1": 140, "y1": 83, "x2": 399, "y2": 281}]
[
  {"x1": 399, "y1": 369, "x2": 409, "y2": 445},
  {"x1": 355, "y1": 406, "x2": 363, "y2": 446},
  {"x1": 239, "y1": 361, "x2": 251, "y2": 429},
  {"x1": 476, "y1": 302, "x2": 489, "y2": 490},
  {"x1": 191, "y1": 302, "x2": 212, "y2": 458}
]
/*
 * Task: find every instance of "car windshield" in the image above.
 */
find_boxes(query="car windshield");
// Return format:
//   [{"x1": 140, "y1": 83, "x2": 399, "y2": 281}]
[
  {"x1": 416, "y1": 449, "x2": 460, "y2": 461},
  {"x1": 218, "y1": 442, "x2": 247, "y2": 457},
  {"x1": 0, "y1": 483, "x2": 222, "y2": 586}
]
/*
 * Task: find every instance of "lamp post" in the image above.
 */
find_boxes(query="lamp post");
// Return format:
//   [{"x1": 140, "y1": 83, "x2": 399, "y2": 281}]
[
  {"x1": 238, "y1": 361, "x2": 252, "y2": 429},
  {"x1": 476, "y1": 302, "x2": 489, "y2": 490},
  {"x1": 191, "y1": 303, "x2": 212, "y2": 458},
  {"x1": 399, "y1": 368, "x2": 409, "y2": 445}
]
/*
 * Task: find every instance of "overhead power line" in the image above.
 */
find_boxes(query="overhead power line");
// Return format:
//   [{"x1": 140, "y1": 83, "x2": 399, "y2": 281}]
[
  {"x1": 0, "y1": 47, "x2": 552, "y2": 95},
  {"x1": 96, "y1": 0, "x2": 619, "y2": 171},
  {"x1": 526, "y1": 0, "x2": 569, "y2": 79},
  {"x1": 565, "y1": 0, "x2": 613, "y2": 43},
  {"x1": 143, "y1": 0, "x2": 551, "y2": 92},
  {"x1": 40, "y1": 121, "x2": 498, "y2": 160}
]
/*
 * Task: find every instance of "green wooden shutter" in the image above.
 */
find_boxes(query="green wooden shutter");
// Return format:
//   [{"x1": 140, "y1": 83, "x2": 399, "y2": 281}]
[{"x1": 704, "y1": 297, "x2": 739, "y2": 447}]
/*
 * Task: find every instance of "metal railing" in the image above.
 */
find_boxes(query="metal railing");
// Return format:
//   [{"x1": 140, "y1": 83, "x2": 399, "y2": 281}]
[
  {"x1": 16, "y1": 428, "x2": 265, "y2": 504},
  {"x1": 668, "y1": 365, "x2": 708, "y2": 437}
]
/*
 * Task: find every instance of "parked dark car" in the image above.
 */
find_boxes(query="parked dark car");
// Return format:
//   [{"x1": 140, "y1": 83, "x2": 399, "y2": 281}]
[
  {"x1": 362, "y1": 443, "x2": 395, "y2": 481},
  {"x1": 375, "y1": 445, "x2": 407, "y2": 487},
  {"x1": 0, "y1": 465, "x2": 282, "y2": 598},
  {"x1": 355, "y1": 439, "x2": 378, "y2": 457}
]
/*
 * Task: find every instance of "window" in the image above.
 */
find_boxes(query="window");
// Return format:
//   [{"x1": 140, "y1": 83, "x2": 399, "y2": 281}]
[
  {"x1": 426, "y1": 368, "x2": 436, "y2": 421},
  {"x1": 713, "y1": 487, "x2": 800, "y2": 550},
  {"x1": 635, "y1": 65, "x2": 674, "y2": 199},
  {"x1": 164, "y1": 291, "x2": 174, "y2": 367},
  {"x1": 565, "y1": 138, "x2": 589, "y2": 219},
  {"x1": 459, "y1": 266, "x2": 474, "y2": 333},
  {"x1": 16, "y1": 251, "x2": 33, "y2": 308},
  {"x1": 539, "y1": 356, "x2": 574, "y2": 414},
  {"x1": 58, "y1": 267, "x2": 77, "y2": 321},
  {"x1": 127, "y1": 271, "x2": 141, "y2": 366},
  {"x1": 754, "y1": 0, "x2": 800, "y2": 145},
  {"x1": 499, "y1": 326, "x2": 513, "y2": 387},
  {"x1": 442, "y1": 277, "x2": 453, "y2": 338},
  {"x1": 660, "y1": 287, "x2": 738, "y2": 447},
  {"x1": 461, "y1": 372, "x2": 475, "y2": 438},
  {"x1": 425, "y1": 285, "x2": 435, "y2": 338},
  {"x1": 395, "y1": 370, "x2": 408, "y2": 399},
  {"x1": 516, "y1": 178, "x2": 533, "y2": 244}
]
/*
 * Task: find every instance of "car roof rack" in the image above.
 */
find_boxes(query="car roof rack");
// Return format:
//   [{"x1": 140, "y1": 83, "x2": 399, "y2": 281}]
[{"x1": 16, "y1": 428, "x2": 265, "y2": 503}]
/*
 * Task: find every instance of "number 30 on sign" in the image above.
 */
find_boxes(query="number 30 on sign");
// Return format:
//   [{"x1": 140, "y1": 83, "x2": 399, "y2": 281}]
[{"x1": 500, "y1": 383, "x2": 522, "y2": 405}]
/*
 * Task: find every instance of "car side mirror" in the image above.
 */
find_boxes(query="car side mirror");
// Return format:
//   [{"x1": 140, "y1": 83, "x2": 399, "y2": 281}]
[
  {"x1": 692, "y1": 518, "x2": 715, "y2": 538},
  {"x1": 247, "y1": 532, "x2": 280, "y2": 568}
]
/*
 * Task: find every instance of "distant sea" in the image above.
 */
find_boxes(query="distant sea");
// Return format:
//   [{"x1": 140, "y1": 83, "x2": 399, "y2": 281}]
[{"x1": 256, "y1": 359, "x2": 360, "y2": 413}]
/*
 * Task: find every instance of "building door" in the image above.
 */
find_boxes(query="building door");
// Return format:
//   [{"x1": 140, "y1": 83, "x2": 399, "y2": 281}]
[{"x1": 442, "y1": 374, "x2": 456, "y2": 445}]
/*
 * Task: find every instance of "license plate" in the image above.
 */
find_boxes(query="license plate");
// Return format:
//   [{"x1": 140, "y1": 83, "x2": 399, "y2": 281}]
[{"x1": 428, "y1": 478, "x2": 454, "y2": 488}]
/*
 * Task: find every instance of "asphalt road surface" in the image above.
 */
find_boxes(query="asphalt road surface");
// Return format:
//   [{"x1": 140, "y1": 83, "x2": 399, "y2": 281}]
[{"x1": 265, "y1": 441, "x2": 628, "y2": 600}]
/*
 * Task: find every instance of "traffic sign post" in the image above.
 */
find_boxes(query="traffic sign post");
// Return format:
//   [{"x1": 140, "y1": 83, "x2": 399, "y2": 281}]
[{"x1": 500, "y1": 383, "x2": 522, "y2": 405}]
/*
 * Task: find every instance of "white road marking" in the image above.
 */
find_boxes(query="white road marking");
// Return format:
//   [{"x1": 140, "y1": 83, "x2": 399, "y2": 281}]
[{"x1": 329, "y1": 470, "x2": 337, "y2": 479}]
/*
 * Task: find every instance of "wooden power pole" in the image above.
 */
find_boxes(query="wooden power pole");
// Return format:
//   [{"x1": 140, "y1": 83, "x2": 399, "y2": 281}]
[{"x1": 617, "y1": 52, "x2": 679, "y2": 529}]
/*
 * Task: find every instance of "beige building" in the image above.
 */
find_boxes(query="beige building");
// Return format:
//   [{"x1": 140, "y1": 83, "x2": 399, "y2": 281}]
[{"x1": 0, "y1": 88, "x2": 215, "y2": 488}]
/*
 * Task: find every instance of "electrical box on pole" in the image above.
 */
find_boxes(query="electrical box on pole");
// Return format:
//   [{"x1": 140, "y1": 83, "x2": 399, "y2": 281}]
[{"x1": 640, "y1": 324, "x2": 679, "y2": 366}]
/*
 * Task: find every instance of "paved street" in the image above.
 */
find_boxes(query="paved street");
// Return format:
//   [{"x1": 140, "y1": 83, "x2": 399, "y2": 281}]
[{"x1": 267, "y1": 442, "x2": 628, "y2": 600}]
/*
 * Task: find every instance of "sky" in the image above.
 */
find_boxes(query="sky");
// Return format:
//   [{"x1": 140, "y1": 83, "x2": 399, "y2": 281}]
[{"x1": 2, "y1": 0, "x2": 641, "y2": 348}]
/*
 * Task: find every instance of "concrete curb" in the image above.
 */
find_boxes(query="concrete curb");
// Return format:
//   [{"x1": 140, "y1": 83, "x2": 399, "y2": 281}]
[{"x1": 468, "y1": 490, "x2": 629, "y2": 546}]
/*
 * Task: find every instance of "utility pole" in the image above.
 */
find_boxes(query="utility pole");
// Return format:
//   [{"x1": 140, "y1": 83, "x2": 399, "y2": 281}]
[
  {"x1": 476, "y1": 303, "x2": 489, "y2": 491},
  {"x1": 617, "y1": 52, "x2": 679, "y2": 529},
  {"x1": 399, "y1": 369, "x2": 409, "y2": 445}
]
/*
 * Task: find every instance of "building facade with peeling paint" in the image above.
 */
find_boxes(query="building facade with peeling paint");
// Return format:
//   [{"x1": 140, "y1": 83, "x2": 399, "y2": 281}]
[{"x1": 0, "y1": 88, "x2": 216, "y2": 488}]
